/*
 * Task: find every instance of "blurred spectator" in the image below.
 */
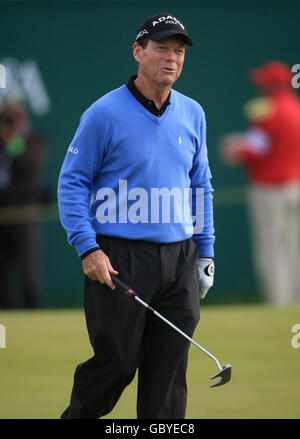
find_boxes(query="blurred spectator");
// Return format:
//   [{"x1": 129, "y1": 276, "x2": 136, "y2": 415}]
[
  {"x1": 219, "y1": 61, "x2": 300, "y2": 305},
  {"x1": 0, "y1": 100, "x2": 51, "y2": 308}
]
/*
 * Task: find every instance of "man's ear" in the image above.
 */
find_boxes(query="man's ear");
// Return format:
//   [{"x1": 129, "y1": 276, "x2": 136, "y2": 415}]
[{"x1": 133, "y1": 42, "x2": 143, "y2": 63}]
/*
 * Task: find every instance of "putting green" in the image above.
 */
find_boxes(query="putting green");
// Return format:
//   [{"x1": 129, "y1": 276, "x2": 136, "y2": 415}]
[{"x1": 0, "y1": 303, "x2": 299, "y2": 419}]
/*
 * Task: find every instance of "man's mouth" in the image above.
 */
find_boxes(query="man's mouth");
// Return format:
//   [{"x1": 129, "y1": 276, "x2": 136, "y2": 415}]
[{"x1": 161, "y1": 67, "x2": 176, "y2": 73}]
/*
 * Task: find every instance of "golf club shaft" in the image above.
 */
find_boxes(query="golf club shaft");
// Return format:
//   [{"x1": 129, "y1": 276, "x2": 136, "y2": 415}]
[{"x1": 110, "y1": 274, "x2": 222, "y2": 371}]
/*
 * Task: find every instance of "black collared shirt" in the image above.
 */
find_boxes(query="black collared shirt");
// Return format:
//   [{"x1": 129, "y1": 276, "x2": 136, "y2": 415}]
[{"x1": 126, "y1": 75, "x2": 171, "y2": 117}]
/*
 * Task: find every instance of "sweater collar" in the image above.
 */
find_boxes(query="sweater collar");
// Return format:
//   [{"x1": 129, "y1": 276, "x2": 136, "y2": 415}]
[{"x1": 126, "y1": 75, "x2": 171, "y2": 117}]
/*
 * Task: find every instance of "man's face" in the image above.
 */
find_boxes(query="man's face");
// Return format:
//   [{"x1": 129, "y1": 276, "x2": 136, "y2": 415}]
[{"x1": 134, "y1": 36, "x2": 186, "y2": 87}]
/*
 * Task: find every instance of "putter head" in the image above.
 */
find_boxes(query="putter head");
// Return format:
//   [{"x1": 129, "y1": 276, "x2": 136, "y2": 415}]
[{"x1": 210, "y1": 363, "x2": 232, "y2": 388}]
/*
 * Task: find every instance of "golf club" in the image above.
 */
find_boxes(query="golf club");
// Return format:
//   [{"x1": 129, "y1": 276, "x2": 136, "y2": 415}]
[{"x1": 110, "y1": 273, "x2": 232, "y2": 387}]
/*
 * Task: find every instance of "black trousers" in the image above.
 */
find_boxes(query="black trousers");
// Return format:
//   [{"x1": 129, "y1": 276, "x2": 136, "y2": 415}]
[{"x1": 61, "y1": 235, "x2": 200, "y2": 419}]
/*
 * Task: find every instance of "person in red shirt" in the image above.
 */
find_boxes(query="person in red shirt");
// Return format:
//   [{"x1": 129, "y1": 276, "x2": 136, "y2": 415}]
[{"x1": 220, "y1": 61, "x2": 300, "y2": 305}]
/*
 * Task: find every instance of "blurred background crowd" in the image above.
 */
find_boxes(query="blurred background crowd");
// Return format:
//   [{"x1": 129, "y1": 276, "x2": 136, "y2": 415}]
[
  {"x1": 1, "y1": 0, "x2": 300, "y2": 309},
  {"x1": 0, "y1": 100, "x2": 52, "y2": 308},
  {"x1": 219, "y1": 61, "x2": 300, "y2": 305}
]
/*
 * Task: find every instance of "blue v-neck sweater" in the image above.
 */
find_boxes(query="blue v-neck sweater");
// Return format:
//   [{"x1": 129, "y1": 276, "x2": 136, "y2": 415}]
[{"x1": 58, "y1": 85, "x2": 215, "y2": 258}]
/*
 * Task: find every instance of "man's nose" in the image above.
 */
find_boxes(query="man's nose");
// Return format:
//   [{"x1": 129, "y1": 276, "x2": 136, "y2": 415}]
[{"x1": 165, "y1": 49, "x2": 177, "y2": 62}]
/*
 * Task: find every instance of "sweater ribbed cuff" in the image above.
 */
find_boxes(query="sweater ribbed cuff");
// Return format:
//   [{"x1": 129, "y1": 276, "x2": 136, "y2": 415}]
[{"x1": 80, "y1": 247, "x2": 100, "y2": 260}]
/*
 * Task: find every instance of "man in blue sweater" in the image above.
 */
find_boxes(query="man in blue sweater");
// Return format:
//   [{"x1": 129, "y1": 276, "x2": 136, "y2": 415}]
[{"x1": 58, "y1": 13, "x2": 215, "y2": 419}]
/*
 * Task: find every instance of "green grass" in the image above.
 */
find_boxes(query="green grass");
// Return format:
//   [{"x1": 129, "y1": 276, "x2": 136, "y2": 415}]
[{"x1": 0, "y1": 303, "x2": 300, "y2": 419}]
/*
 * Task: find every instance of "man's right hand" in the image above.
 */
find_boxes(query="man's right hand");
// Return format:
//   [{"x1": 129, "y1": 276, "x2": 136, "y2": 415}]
[{"x1": 81, "y1": 249, "x2": 118, "y2": 289}]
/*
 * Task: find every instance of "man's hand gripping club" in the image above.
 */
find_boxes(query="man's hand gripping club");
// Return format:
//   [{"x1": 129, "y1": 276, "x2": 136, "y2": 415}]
[{"x1": 82, "y1": 249, "x2": 118, "y2": 289}]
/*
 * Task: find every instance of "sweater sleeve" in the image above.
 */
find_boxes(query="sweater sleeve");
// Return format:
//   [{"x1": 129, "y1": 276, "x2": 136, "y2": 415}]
[
  {"x1": 189, "y1": 107, "x2": 215, "y2": 258},
  {"x1": 57, "y1": 108, "x2": 105, "y2": 257}
]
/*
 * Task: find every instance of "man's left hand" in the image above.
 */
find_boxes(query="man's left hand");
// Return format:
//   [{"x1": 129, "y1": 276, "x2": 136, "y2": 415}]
[{"x1": 196, "y1": 258, "x2": 214, "y2": 299}]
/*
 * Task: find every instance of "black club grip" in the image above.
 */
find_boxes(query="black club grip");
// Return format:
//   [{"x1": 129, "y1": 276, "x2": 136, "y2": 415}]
[{"x1": 110, "y1": 273, "x2": 132, "y2": 293}]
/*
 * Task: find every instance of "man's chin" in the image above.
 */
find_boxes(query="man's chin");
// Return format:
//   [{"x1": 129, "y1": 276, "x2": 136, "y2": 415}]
[{"x1": 157, "y1": 75, "x2": 178, "y2": 87}]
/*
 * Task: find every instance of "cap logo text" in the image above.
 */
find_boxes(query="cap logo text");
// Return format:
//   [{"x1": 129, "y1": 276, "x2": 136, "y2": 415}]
[
  {"x1": 136, "y1": 29, "x2": 149, "y2": 40},
  {"x1": 152, "y1": 15, "x2": 185, "y2": 30}
]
